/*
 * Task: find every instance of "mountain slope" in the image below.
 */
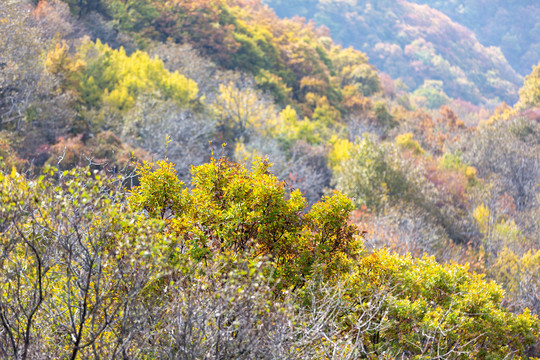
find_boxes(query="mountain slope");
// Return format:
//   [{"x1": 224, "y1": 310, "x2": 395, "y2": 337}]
[
  {"x1": 409, "y1": 0, "x2": 540, "y2": 76},
  {"x1": 1, "y1": 1, "x2": 540, "y2": 356},
  {"x1": 264, "y1": 0, "x2": 523, "y2": 106}
]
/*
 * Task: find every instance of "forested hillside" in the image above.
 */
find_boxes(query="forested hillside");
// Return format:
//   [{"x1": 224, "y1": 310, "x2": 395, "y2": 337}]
[
  {"x1": 409, "y1": 0, "x2": 540, "y2": 76},
  {"x1": 1, "y1": 0, "x2": 540, "y2": 358},
  {"x1": 264, "y1": 0, "x2": 529, "y2": 107}
]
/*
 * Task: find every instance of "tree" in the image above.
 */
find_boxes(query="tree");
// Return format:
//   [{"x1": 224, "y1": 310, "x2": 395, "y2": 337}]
[
  {"x1": 130, "y1": 156, "x2": 360, "y2": 290},
  {"x1": 516, "y1": 61, "x2": 540, "y2": 110},
  {"x1": 0, "y1": 0, "x2": 50, "y2": 129},
  {"x1": 121, "y1": 96, "x2": 215, "y2": 182},
  {"x1": 212, "y1": 81, "x2": 277, "y2": 143},
  {"x1": 76, "y1": 39, "x2": 199, "y2": 112},
  {"x1": 62, "y1": 0, "x2": 103, "y2": 18},
  {"x1": 332, "y1": 134, "x2": 411, "y2": 211},
  {"x1": 0, "y1": 165, "x2": 163, "y2": 358},
  {"x1": 344, "y1": 251, "x2": 539, "y2": 358},
  {"x1": 462, "y1": 117, "x2": 540, "y2": 212}
]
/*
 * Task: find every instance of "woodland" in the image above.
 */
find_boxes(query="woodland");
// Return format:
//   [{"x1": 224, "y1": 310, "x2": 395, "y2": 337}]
[
  {"x1": 0, "y1": 0, "x2": 540, "y2": 358},
  {"x1": 265, "y1": 0, "x2": 540, "y2": 107}
]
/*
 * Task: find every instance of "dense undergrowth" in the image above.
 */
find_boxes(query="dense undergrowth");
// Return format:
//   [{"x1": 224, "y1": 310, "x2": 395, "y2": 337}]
[{"x1": 0, "y1": 158, "x2": 538, "y2": 358}]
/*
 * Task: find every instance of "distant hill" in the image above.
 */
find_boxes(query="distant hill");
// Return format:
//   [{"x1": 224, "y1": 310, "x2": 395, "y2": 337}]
[
  {"x1": 264, "y1": 0, "x2": 525, "y2": 106},
  {"x1": 409, "y1": 0, "x2": 540, "y2": 76}
]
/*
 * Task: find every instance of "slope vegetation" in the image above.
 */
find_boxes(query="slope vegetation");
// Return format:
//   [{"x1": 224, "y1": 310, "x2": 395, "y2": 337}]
[{"x1": 265, "y1": 0, "x2": 523, "y2": 106}]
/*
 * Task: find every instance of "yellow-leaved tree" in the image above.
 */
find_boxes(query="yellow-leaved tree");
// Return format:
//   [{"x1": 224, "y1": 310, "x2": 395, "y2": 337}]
[{"x1": 73, "y1": 39, "x2": 199, "y2": 111}]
